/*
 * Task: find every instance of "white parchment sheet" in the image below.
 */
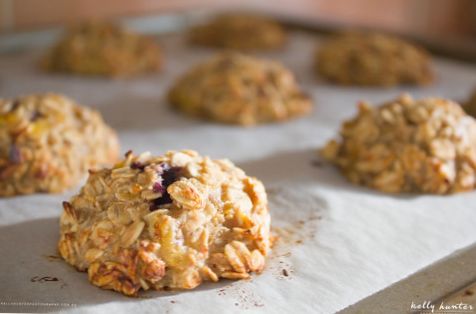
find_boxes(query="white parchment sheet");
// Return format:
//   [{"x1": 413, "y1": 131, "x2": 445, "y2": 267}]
[{"x1": 0, "y1": 31, "x2": 476, "y2": 314}]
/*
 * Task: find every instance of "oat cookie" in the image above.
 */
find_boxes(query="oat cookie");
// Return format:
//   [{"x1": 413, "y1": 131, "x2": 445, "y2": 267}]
[
  {"x1": 464, "y1": 89, "x2": 476, "y2": 118},
  {"x1": 0, "y1": 93, "x2": 119, "y2": 196},
  {"x1": 189, "y1": 14, "x2": 286, "y2": 50},
  {"x1": 42, "y1": 21, "x2": 162, "y2": 77},
  {"x1": 315, "y1": 33, "x2": 433, "y2": 86},
  {"x1": 58, "y1": 150, "x2": 271, "y2": 296},
  {"x1": 321, "y1": 95, "x2": 476, "y2": 194},
  {"x1": 168, "y1": 52, "x2": 312, "y2": 125}
]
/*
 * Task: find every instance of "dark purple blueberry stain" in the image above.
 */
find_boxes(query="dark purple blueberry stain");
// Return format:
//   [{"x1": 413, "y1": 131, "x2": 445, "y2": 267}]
[
  {"x1": 130, "y1": 162, "x2": 146, "y2": 171},
  {"x1": 150, "y1": 165, "x2": 184, "y2": 210},
  {"x1": 30, "y1": 110, "x2": 44, "y2": 122},
  {"x1": 152, "y1": 181, "x2": 165, "y2": 194},
  {"x1": 9, "y1": 144, "x2": 21, "y2": 164}
]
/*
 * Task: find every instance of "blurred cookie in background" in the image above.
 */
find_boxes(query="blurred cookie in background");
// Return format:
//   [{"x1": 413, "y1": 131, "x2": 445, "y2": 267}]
[
  {"x1": 42, "y1": 21, "x2": 162, "y2": 77},
  {"x1": 189, "y1": 14, "x2": 286, "y2": 51},
  {"x1": 315, "y1": 32, "x2": 434, "y2": 86},
  {"x1": 321, "y1": 94, "x2": 476, "y2": 194},
  {"x1": 168, "y1": 52, "x2": 312, "y2": 126},
  {"x1": 0, "y1": 93, "x2": 119, "y2": 196}
]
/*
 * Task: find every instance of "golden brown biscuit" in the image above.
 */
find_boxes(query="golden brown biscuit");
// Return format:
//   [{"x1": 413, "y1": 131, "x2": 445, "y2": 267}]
[
  {"x1": 321, "y1": 95, "x2": 476, "y2": 194},
  {"x1": 315, "y1": 33, "x2": 433, "y2": 86},
  {"x1": 42, "y1": 21, "x2": 162, "y2": 77},
  {"x1": 168, "y1": 52, "x2": 312, "y2": 125},
  {"x1": 189, "y1": 14, "x2": 286, "y2": 50},
  {"x1": 0, "y1": 93, "x2": 119, "y2": 196},
  {"x1": 58, "y1": 150, "x2": 271, "y2": 296}
]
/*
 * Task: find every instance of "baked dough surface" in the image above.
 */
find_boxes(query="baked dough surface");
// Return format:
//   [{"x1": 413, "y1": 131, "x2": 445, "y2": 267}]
[
  {"x1": 58, "y1": 150, "x2": 271, "y2": 296},
  {"x1": 189, "y1": 14, "x2": 286, "y2": 50},
  {"x1": 0, "y1": 93, "x2": 119, "y2": 196},
  {"x1": 42, "y1": 21, "x2": 162, "y2": 77},
  {"x1": 168, "y1": 52, "x2": 312, "y2": 125},
  {"x1": 321, "y1": 95, "x2": 476, "y2": 194},
  {"x1": 316, "y1": 33, "x2": 433, "y2": 86}
]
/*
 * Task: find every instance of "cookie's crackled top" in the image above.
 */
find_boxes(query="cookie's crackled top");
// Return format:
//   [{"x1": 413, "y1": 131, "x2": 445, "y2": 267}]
[
  {"x1": 321, "y1": 95, "x2": 476, "y2": 194},
  {"x1": 189, "y1": 14, "x2": 286, "y2": 50},
  {"x1": 0, "y1": 93, "x2": 119, "y2": 196},
  {"x1": 58, "y1": 150, "x2": 271, "y2": 296},
  {"x1": 168, "y1": 52, "x2": 312, "y2": 125},
  {"x1": 42, "y1": 21, "x2": 162, "y2": 77},
  {"x1": 316, "y1": 33, "x2": 433, "y2": 86}
]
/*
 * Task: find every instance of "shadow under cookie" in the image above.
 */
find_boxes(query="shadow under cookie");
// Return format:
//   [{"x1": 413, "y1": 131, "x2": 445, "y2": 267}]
[
  {"x1": 0, "y1": 218, "x2": 244, "y2": 312},
  {"x1": 238, "y1": 147, "x2": 421, "y2": 199}
]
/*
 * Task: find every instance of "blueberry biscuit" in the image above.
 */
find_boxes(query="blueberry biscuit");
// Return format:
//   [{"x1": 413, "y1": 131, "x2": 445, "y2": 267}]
[
  {"x1": 0, "y1": 93, "x2": 119, "y2": 196},
  {"x1": 168, "y1": 52, "x2": 312, "y2": 125},
  {"x1": 321, "y1": 95, "x2": 476, "y2": 194},
  {"x1": 42, "y1": 21, "x2": 162, "y2": 77},
  {"x1": 316, "y1": 33, "x2": 433, "y2": 86},
  {"x1": 58, "y1": 150, "x2": 270, "y2": 296},
  {"x1": 189, "y1": 14, "x2": 286, "y2": 50}
]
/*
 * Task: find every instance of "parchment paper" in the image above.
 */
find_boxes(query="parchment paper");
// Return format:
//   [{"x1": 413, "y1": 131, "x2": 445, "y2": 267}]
[{"x1": 0, "y1": 30, "x2": 476, "y2": 314}]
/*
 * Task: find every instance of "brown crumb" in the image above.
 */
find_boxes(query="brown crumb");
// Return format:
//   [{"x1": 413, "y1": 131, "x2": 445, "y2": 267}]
[
  {"x1": 31, "y1": 276, "x2": 59, "y2": 282},
  {"x1": 282, "y1": 269, "x2": 289, "y2": 277},
  {"x1": 170, "y1": 300, "x2": 176, "y2": 304},
  {"x1": 465, "y1": 289, "x2": 474, "y2": 296},
  {"x1": 311, "y1": 160, "x2": 323, "y2": 167},
  {"x1": 44, "y1": 255, "x2": 62, "y2": 261}
]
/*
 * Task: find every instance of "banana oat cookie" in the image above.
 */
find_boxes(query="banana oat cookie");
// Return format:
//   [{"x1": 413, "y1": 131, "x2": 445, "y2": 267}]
[
  {"x1": 58, "y1": 150, "x2": 270, "y2": 296},
  {"x1": 0, "y1": 93, "x2": 119, "y2": 196},
  {"x1": 189, "y1": 14, "x2": 286, "y2": 50},
  {"x1": 42, "y1": 21, "x2": 162, "y2": 77},
  {"x1": 321, "y1": 95, "x2": 476, "y2": 194},
  {"x1": 168, "y1": 52, "x2": 312, "y2": 125},
  {"x1": 315, "y1": 33, "x2": 433, "y2": 86}
]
